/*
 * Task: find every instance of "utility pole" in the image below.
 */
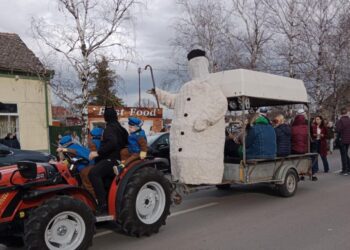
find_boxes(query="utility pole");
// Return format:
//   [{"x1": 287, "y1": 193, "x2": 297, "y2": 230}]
[{"x1": 138, "y1": 67, "x2": 141, "y2": 107}]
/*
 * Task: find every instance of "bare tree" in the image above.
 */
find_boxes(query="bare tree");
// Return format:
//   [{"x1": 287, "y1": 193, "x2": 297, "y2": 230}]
[
  {"x1": 230, "y1": 0, "x2": 272, "y2": 70},
  {"x1": 172, "y1": 0, "x2": 237, "y2": 72},
  {"x1": 133, "y1": 98, "x2": 157, "y2": 108},
  {"x1": 263, "y1": 0, "x2": 307, "y2": 77},
  {"x1": 297, "y1": 0, "x2": 347, "y2": 111},
  {"x1": 32, "y1": 0, "x2": 139, "y2": 144}
]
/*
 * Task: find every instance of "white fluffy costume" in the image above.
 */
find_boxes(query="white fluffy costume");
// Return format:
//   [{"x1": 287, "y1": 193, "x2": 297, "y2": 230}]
[{"x1": 155, "y1": 50, "x2": 227, "y2": 184}]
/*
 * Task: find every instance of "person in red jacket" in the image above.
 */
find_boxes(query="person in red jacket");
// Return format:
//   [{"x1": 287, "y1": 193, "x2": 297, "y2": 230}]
[
  {"x1": 311, "y1": 116, "x2": 330, "y2": 173},
  {"x1": 291, "y1": 114, "x2": 308, "y2": 154},
  {"x1": 291, "y1": 113, "x2": 318, "y2": 181},
  {"x1": 336, "y1": 107, "x2": 350, "y2": 175}
]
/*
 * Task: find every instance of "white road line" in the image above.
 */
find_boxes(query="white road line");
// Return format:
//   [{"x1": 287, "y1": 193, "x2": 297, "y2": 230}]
[
  {"x1": 169, "y1": 202, "x2": 219, "y2": 218},
  {"x1": 333, "y1": 170, "x2": 342, "y2": 173},
  {"x1": 94, "y1": 202, "x2": 219, "y2": 238},
  {"x1": 94, "y1": 230, "x2": 114, "y2": 238}
]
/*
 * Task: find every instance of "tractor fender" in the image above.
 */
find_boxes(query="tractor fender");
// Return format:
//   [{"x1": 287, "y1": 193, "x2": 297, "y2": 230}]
[
  {"x1": 114, "y1": 158, "x2": 169, "y2": 218},
  {"x1": 22, "y1": 185, "x2": 97, "y2": 210},
  {"x1": 0, "y1": 185, "x2": 97, "y2": 223},
  {"x1": 273, "y1": 165, "x2": 299, "y2": 184}
]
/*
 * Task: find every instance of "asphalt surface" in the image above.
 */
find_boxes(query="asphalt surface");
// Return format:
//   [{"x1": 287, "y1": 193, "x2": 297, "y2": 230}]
[{"x1": 2, "y1": 150, "x2": 350, "y2": 250}]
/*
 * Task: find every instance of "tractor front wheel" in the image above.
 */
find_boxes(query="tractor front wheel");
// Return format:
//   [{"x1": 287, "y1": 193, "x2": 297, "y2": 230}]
[{"x1": 24, "y1": 196, "x2": 95, "y2": 250}]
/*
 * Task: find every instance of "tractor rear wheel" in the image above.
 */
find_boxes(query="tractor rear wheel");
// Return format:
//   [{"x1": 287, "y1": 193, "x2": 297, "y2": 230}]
[
  {"x1": 118, "y1": 167, "x2": 172, "y2": 237},
  {"x1": 24, "y1": 195, "x2": 95, "y2": 250}
]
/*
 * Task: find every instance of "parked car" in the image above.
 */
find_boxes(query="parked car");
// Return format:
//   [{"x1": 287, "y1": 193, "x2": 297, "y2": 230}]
[
  {"x1": 0, "y1": 143, "x2": 55, "y2": 167},
  {"x1": 147, "y1": 132, "x2": 170, "y2": 172}
]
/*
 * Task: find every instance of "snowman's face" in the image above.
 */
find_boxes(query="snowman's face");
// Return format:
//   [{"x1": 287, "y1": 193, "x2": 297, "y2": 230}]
[{"x1": 188, "y1": 56, "x2": 209, "y2": 80}]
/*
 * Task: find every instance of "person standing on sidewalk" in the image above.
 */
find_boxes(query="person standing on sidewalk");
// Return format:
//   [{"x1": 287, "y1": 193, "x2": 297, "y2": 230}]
[
  {"x1": 311, "y1": 116, "x2": 330, "y2": 173},
  {"x1": 325, "y1": 120, "x2": 335, "y2": 154},
  {"x1": 336, "y1": 107, "x2": 350, "y2": 175}
]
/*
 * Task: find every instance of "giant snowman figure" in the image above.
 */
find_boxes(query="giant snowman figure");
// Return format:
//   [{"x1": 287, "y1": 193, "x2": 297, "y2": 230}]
[{"x1": 150, "y1": 49, "x2": 227, "y2": 184}]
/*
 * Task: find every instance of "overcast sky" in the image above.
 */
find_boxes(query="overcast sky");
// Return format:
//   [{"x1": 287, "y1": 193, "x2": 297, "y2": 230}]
[{"x1": 0, "y1": 0, "x2": 182, "y2": 108}]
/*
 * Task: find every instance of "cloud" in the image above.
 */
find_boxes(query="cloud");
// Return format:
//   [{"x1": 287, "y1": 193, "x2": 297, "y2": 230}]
[{"x1": 0, "y1": 0, "x2": 181, "y2": 106}]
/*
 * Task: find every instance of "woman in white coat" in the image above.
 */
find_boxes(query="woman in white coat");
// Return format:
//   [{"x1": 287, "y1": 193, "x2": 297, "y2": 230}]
[{"x1": 149, "y1": 49, "x2": 227, "y2": 184}]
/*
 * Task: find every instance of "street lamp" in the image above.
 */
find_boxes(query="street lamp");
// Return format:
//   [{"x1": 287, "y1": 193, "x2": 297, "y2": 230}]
[
  {"x1": 138, "y1": 67, "x2": 141, "y2": 107},
  {"x1": 144, "y1": 65, "x2": 160, "y2": 108}
]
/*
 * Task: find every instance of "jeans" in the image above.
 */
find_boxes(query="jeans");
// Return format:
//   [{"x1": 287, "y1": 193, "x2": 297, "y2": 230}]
[
  {"x1": 311, "y1": 140, "x2": 330, "y2": 174},
  {"x1": 89, "y1": 159, "x2": 115, "y2": 206},
  {"x1": 339, "y1": 143, "x2": 350, "y2": 172}
]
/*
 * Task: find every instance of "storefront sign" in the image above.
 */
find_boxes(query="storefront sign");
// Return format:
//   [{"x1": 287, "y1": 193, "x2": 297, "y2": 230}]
[{"x1": 88, "y1": 106, "x2": 163, "y2": 119}]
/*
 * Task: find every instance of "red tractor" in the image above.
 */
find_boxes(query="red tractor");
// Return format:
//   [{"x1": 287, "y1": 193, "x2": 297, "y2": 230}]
[{"x1": 0, "y1": 154, "x2": 172, "y2": 249}]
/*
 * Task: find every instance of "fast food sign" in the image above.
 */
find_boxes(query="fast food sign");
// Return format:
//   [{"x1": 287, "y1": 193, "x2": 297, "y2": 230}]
[{"x1": 88, "y1": 105, "x2": 163, "y2": 119}]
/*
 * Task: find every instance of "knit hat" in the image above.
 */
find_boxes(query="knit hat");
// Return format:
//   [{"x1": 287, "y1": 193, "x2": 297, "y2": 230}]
[
  {"x1": 296, "y1": 109, "x2": 305, "y2": 115},
  {"x1": 128, "y1": 117, "x2": 143, "y2": 127},
  {"x1": 90, "y1": 127, "x2": 104, "y2": 138},
  {"x1": 104, "y1": 107, "x2": 117, "y2": 123},
  {"x1": 187, "y1": 49, "x2": 206, "y2": 61},
  {"x1": 59, "y1": 135, "x2": 73, "y2": 147},
  {"x1": 258, "y1": 107, "x2": 268, "y2": 115}
]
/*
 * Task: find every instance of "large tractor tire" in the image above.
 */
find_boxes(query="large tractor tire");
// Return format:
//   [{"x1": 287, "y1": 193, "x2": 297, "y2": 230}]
[
  {"x1": 118, "y1": 167, "x2": 172, "y2": 237},
  {"x1": 24, "y1": 196, "x2": 95, "y2": 250},
  {"x1": 277, "y1": 169, "x2": 298, "y2": 197}
]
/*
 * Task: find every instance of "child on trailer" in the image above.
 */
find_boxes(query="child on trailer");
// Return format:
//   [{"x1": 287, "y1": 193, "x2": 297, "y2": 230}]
[{"x1": 114, "y1": 117, "x2": 148, "y2": 175}]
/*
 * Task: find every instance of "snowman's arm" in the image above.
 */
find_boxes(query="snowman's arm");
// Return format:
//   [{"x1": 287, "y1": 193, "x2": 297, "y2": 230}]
[
  {"x1": 194, "y1": 86, "x2": 227, "y2": 131},
  {"x1": 155, "y1": 88, "x2": 177, "y2": 109}
]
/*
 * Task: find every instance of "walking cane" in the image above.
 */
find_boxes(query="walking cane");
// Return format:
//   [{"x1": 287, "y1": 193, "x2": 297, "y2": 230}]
[{"x1": 144, "y1": 65, "x2": 160, "y2": 108}]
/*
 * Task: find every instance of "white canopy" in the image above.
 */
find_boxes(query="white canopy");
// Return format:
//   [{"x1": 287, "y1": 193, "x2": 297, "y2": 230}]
[{"x1": 210, "y1": 69, "x2": 308, "y2": 105}]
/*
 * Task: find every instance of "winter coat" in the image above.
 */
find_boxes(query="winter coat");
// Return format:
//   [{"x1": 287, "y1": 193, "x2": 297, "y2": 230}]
[
  {"x1": 1, "y1": 138, "x2": 20, "y2": 149},
  {"x1": 275, "y1": 123, "x2": 291, "y2": 157},
  {"x1": 310, "y1": 124, "x2": 328, "y2": 157},
  {"x1": 336, "y1": 116, "x2": 350, "y2": 144},
  {"x1": 291, "y1": 115, "x2": 308, "y2": 154},
  {"x1": 326, "y1": 126, "x2": 335, "y2": 139},
  {"x1": 246, "y1": 116, "x2": 276, "y2": 160},
  {"x1": 128, "y1": 129, "x2": 147, "y2": 153},
  {"x1": 155, "y1": 79, "x2": 227, "y2": 184},
  {"x1": 60, "y1": 135, "x2": 92, "y2": 172},
  {"x1": 98, "y1": 121, "x2": 128, "y2": 161}
]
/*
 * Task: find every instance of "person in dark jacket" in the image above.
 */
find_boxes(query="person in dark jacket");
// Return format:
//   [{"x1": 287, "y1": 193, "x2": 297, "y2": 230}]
[
  {"x1": 246, "y1": 114, "x2": 276, "y2": 160},
  {"x1": 2, "y1": 133, "x2": 21, "y2": 149},
  {"x1": 336, "y1": 107, "x2": 350, "y2": 175},
  {"x1": 311, "y1": 116, "x2": 329, "y2": 173},
  {"x1": 89, "y1": 107, "x2": 128, "y2": 215},
  {"x1": 273, "y1": 115, "x2": 291, "y2": 157}
]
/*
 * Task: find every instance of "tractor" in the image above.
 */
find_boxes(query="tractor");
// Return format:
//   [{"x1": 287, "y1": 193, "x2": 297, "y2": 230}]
[{"x1": 0, "y1": 153, "x2": 172, "y2": 249}]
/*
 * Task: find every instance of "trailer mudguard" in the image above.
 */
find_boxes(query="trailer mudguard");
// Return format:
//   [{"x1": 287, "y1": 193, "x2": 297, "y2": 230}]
[{"x1": 273, "y1": 165, "x2": 299, "y2": 184}]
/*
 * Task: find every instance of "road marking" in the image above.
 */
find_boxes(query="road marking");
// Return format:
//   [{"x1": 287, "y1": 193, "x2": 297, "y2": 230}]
[
  {"x1": 169, "y1": 202, "x2": 219, "y2": 218},
  {"x1": 94, "y1": 230, "x2": 114, "y2": 238},
  {"x1": 333, "y1": 170, "x2": 342, "y2": 173},
  {"x1": 94, "y1": 202, "x2": 219, "y2": 238}
]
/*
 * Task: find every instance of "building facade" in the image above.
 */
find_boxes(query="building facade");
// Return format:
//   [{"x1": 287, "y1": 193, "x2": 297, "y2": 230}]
[{"x1": 0, "y1": 33, "x2": 52, "y2": 151}]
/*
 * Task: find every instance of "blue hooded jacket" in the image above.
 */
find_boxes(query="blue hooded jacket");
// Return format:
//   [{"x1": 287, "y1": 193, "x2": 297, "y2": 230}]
[
  {"x1": 90, "y1": 127, "x2": 103, "y2": 150},
  {"x1": 246, "y1": 116, "x2": 276, "y2": 160},
  {"x1": 128, "y1": 129, "x2": 147, "y2": 153},
  {"x1": 59, "y1": 135, "x2": 93, "y2": 172}
]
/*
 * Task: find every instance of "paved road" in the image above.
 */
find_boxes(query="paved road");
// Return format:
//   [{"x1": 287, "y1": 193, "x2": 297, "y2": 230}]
[{"x1": 3, "y1": 151, "x2": 350, "y2": 250}]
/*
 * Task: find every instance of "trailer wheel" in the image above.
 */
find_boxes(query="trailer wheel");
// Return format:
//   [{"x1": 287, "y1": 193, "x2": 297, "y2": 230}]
[
  {"x1": 277, "y1": 169, "x2": 298, "y2": 197},
  {"x1": 118, "y1": 167, "x2": 172, "y2": 237},
  {"x1": 24, "y1": 196, "x2": 95, "y2": 250}
]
